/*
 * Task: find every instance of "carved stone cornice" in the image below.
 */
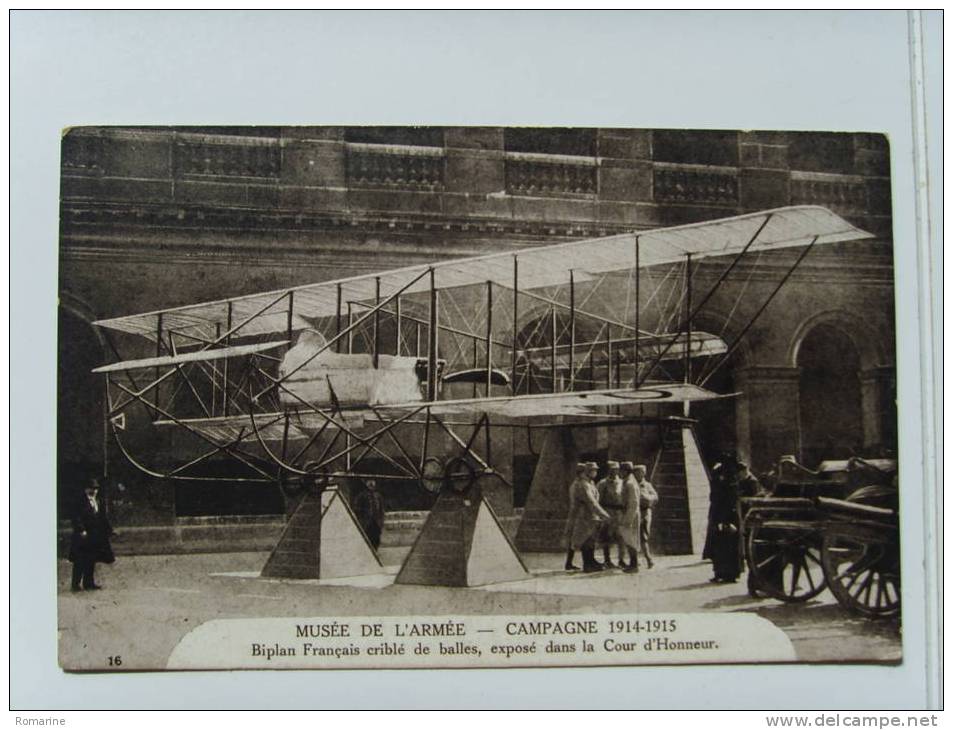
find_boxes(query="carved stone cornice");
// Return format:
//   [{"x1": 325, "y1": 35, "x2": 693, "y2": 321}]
[
  {"x1": 60, "y1": 199, "x2": 894, "y2": 247},
  {"x1": 59, "y1": 200, "x2": 896, "y2": 286},
  {"x1": 60, "y1": 201, "x2": 638, "y2": 242}
]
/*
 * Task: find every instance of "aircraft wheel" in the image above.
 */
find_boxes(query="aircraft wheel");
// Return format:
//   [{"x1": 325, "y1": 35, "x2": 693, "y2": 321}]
[
  {"x1": 444, "y1": 457, "x2": 477, "y2": 494},
  {"x1": 421, "y1": 457, "x2": 444, "y2": 493}
]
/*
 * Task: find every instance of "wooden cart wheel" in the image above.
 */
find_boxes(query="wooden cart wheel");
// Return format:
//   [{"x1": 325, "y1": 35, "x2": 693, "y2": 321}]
[
  {"x1": 745, "y1": 522, "x2": 827, "y2": 602},
  {"x1": 821, "y1": 526, "x2": 900, "y2": 619}
]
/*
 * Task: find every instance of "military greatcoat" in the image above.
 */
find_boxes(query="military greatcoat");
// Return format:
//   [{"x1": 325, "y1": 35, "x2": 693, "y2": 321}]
[
  {"x1": 596, "y1": 475, "x2": 625, "y2": 545},
  {"x1": 617, "y1": 474, "x2": 642, "y2": 550},
  {"x1": 565, "y1": 477, "x2": 610, "y2": 549}
]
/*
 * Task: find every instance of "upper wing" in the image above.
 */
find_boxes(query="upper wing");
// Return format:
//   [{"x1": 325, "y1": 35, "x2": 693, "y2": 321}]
[
  {"x1": 91, "y1": 340, "x2": 288, "y2": 373},
  {"x1": 93, "y1": 206, "x2": 874, "y2": 343}
]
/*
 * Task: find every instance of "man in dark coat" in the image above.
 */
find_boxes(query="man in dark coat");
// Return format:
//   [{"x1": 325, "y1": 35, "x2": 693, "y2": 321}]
[
  {"x1": 735, "y1": 462, "x2": 763, "y2": 502},
  {"x1": 68, "y1": 478, "x2": 115, "y2": 591},
  {"x1": 733, "y1": 462, "x2": 768, "y2": 595},
  {"x1": 352, "y1": 479, "x2": 385, "y2": 549}
]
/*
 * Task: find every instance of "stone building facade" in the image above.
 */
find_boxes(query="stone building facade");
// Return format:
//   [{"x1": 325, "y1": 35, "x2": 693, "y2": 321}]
[{"x1": 58, "y1": 127, "x2": 896, "y2": 538}]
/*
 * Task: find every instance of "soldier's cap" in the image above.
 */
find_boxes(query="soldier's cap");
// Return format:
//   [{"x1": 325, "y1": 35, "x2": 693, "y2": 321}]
[
  {"x1": 606, "y1": 460, "x2": 620, "y2": 470},
  {"x1": 575, "y1": 462, "x2": 589, "y2": 474},
  {"x1": 620, "y1": 461, "x2": 634, "y2": 470},
  {"x1": 585, "y1": 461, "x2": 599, "y2": 469},
  {"x1": 634, "y1": 464, "x2": 647, "y2": 471}
]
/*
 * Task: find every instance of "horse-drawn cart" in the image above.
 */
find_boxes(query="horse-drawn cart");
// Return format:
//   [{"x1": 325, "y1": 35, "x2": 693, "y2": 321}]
[{"x1": 741, "y1": 457, "x2": 899, "y2": 619}]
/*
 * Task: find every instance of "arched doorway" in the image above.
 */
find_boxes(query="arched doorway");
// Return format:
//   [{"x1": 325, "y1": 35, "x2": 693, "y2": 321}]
[{"x1": 796, "y1": 323, "x2": 864, "y2": 467}]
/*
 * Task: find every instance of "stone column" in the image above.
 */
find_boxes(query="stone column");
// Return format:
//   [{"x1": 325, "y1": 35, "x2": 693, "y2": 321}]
[
  {"x1": 734, "y1": 365, "x2": 802, "y2": 474},
  {"x1": 277, "y1": 128, "x2": 348, "y2": 211},
  {"x1": 596, "y1": 129, "x2": 653, "y2": 226},
  {"x1": 443, "y1": 128, "x2": 505, "y2": 219},
  {"x1": 860, "y1": 366, "x2": 895, "y2": 452},
  {"x1": 738, "y1": 131, "x2": 791, "y2": 213}
]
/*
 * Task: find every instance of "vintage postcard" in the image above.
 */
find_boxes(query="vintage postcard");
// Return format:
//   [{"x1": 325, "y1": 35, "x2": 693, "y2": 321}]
[{"x1": 57, "y1": 126, "x2": 900, "y2": 671}]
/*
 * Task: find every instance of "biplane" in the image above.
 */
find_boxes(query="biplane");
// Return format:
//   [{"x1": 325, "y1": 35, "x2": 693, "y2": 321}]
[{"x1": 91, "y1": 205, "x2": 873, "y2": 497}]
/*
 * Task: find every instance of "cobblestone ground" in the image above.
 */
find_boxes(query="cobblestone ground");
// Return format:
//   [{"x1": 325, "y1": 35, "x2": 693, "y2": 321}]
[{"x1": 57, "y1": 550, "x2": 901, "y2": 671}]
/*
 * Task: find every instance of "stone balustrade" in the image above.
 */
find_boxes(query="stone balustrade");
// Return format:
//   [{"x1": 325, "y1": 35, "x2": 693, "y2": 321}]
[
  {"x1": 62, "y1": 130, "x2": 105, "y2": 172},
  {"x1": 346, "y1": 142, "x2": 445, "y2": 188},
  {"x1": 790, "y1": 172, "x2": 869, "y2": 212},
  {"x1": 653, "y1": 164, "x2": 738, "y2": 205},
  {"x1": 174, "y1": 133, "x2": 280, "y2": 178},
  {"x1": 504, "y1": 152, "x2": 597, "y2": 195},
  {"x1": 60, "y1": 129, "x2": 890, "y2": 226}
]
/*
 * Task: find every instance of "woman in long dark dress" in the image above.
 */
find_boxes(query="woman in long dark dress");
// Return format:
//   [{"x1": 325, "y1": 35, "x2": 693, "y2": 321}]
[
  {"x1": 709, "y1": 460, "x2": 762, "y2": 583},
  {"x1": 68, "y1": 478, "x2": 115, "y2": 591},
  {"x1": 702, "y1": 461, "x2": 725, "y2": 561},
  {"x1": 709, "y1": 461, "x2": 743, "y2": 583}
]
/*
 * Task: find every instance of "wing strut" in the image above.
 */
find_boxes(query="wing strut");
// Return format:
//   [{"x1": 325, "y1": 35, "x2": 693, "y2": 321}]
[
  {"x1": 637, "y1": 213, "x2": 773, "y2": 387},
  {"x1": 701, "y1": 236, "x2": 819, "y2": 385}
]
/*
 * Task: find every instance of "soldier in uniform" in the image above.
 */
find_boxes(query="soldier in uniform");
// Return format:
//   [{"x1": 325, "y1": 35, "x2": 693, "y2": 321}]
[
  {"x1": 596, "y1": 461, "x2": 627, "y2": 568},
  {"x1": 563, "y1": 463, "x2": 589, "y2": 570},
  {"x1": 634, "y1": 464, "x2": 658, "y2": 569},
  {"x1": 566, "y1": 461, "x2": 611, "y2": 572},
  {"x1": 618, "y1": 461, "x2": 642, "y2": 573}
]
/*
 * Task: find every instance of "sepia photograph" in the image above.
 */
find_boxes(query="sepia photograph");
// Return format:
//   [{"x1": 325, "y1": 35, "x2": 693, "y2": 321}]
[{"x1": 56, "y1": 125, "x2": 902, "y2": 671}]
